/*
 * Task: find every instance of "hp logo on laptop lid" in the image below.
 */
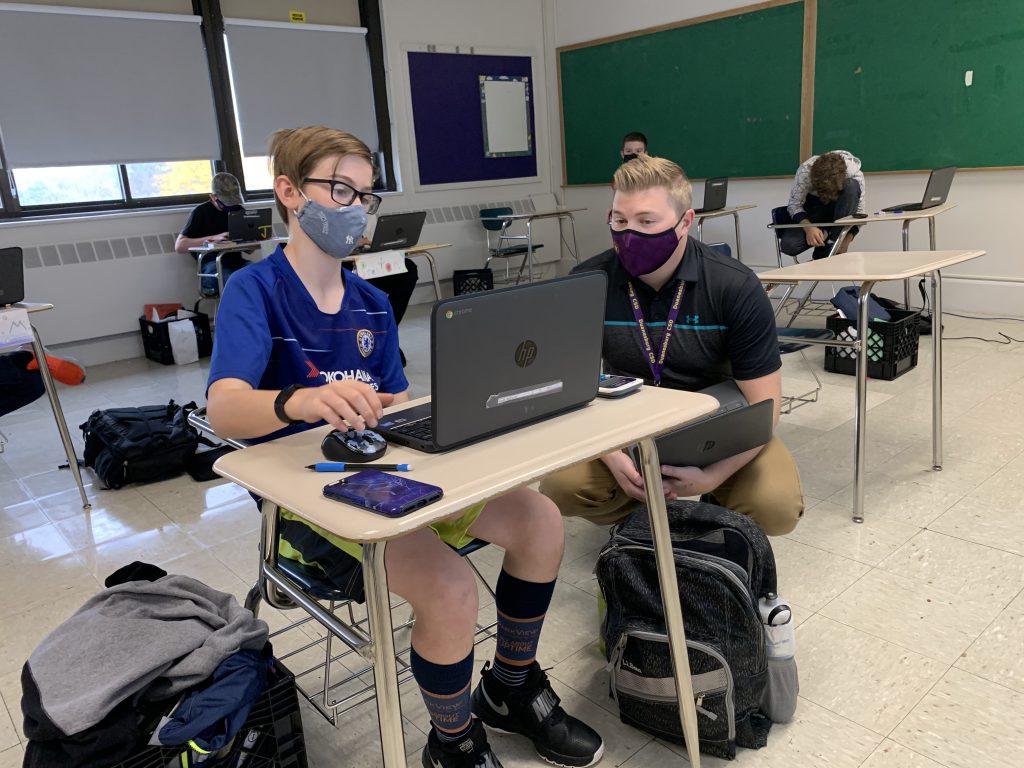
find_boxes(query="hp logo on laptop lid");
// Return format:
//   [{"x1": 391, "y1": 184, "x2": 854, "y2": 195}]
[{"x1": 515, "y1": 340, "x2": 538, "y2": 367}]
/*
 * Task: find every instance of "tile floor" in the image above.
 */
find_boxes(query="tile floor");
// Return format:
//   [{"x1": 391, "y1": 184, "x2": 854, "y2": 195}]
[{"x1": 2, "y1": 305, "x2": 1024, "y2": 767}]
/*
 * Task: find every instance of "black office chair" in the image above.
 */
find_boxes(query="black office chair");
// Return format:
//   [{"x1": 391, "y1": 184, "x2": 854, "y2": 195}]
[
  {"x1": 480, "y1": 206, "x2": 544, "y2": 284},
  {"x1": 768, "y1": 206, "x2": 852, "y2": 328}
]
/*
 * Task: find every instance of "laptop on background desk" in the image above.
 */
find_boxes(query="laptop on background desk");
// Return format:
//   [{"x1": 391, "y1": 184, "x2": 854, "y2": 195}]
[
  {"x1": 693, "y1": 177, "x2": 729, "y2": 214},
  {"x1": 882, "y1": 166, "x2": 957, "y2": 212},
  {"x1": 227, "y1": 208, "x2": 273, "y2": 242},
  {"x1": 0, "y1": 247, "x2": 25, "y2": 306},
  {"x1": 359, "y1": 211, "x2": 427, "y2": 253},
  {"x1": 376, "y1": 272, "x2": 607, "y2": 453}
]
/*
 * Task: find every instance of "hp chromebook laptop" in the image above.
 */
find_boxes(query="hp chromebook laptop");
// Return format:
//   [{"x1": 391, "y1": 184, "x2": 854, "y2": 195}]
[
  {"x1": 628, "y1": 381, "x2": 773, "y2": 469},
  {"x1": 376, "y1": 272, "x2": 607, "y2": 452}
]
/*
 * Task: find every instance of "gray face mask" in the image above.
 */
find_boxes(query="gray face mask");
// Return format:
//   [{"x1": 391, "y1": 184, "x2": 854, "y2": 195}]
[{"x1": 295, "y1": 193, "x2": 367, "y2": 259}]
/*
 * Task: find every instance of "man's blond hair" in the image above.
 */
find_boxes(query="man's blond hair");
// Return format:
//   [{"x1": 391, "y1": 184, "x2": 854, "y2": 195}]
[
  {"x1": 268, "y1": 126, "x2": 374, "y2": 221},
  {"x1": 613, "y1": 155, "x2": 692, "y2": 214}
]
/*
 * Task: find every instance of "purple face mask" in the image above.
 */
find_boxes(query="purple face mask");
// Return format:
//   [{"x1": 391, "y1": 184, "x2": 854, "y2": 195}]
[{"x1": 610, "y1": 215, "x2": 684, "y2": 277}]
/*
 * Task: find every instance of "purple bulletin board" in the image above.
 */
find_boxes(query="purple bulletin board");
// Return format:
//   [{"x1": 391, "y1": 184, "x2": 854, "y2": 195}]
[{"x1": 407, "y1": 51, "x2": 537, "y2": 186}]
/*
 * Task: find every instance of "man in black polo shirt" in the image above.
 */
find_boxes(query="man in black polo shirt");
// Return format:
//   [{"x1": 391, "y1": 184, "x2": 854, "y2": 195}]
[
  {"x1": 174, "y1": 172, "x2": 249, "y2": 295},
  {"x1": 540, "y1": 155, "x2": 803, "y2": 536}
]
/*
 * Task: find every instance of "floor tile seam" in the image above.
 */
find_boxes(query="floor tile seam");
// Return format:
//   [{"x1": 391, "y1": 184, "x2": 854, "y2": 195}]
[
  {"x1": 884, "y1": 666, "x2": 1024, "y2": 749},
  {"x1": 811, "y1": 608, "x2": 980, "y2": 667},
  {"x1": 923, "y1": 517, "x2": 1024, "y2": 562}
]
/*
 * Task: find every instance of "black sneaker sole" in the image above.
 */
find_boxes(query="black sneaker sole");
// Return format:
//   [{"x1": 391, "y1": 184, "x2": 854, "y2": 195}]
[{"x1": 478, "y1": 723, "x2": 605, "y2": 768}]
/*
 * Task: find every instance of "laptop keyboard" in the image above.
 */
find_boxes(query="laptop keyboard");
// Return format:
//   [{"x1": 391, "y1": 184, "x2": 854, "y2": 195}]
[{"x1": 389, "y1": 417, "x2": 434, "y2": 441}]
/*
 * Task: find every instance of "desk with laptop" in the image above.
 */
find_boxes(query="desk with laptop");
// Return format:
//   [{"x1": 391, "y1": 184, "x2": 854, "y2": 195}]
[
  {"x1": 767, "y1": 165, "x2": 959, "y2": 310},
  {"x1": 213, "y1": 272, "x2": 775, "y2": 768},
  {"x1": 690, "y1": 177, "x2": 757, "y2": 263},
  {"x1": 0, "y1": 246, "x2": 91, "y2": 509},
  {"x1": 188, "y1": 207, "x2": 285, "y2": 298},
  {"x1": 836, "y1": 165, "x2": 958, "y2": 307},
  {"x1": 342, "y1": 211, "x2": 448, "y2": 301}
]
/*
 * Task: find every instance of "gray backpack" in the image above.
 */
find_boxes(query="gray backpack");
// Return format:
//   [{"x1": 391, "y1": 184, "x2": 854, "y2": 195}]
[{"x1": 596, "y1": 501, "x2": 797, "y2": 760}]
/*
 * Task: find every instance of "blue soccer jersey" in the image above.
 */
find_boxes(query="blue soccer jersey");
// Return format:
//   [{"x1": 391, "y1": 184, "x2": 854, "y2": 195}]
[{"x1": 207, "y1": 245, "x2": 409, "y2": 443}]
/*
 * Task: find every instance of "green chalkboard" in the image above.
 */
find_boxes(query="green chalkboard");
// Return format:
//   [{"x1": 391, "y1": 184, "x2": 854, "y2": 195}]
[
  {"x1": 559, "y1": 2, "x2": 805, "y2": 185},
  {"x1": 814, "y1": 0, "x2": 1024, "y2": 170}
]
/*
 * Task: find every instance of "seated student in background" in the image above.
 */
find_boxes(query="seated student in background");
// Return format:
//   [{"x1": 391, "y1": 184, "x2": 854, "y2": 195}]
[
  {"x1": 780, "y1": 150, "x2": 866, "y2": 260},
  {"x1": 540, "y1": 155, "x2": 804, "y2": 537},
  {"x1": 353, "y1": 211, "x2": 419, "y2": 366},
  {"x1": 620, "y1": 131, "x2": 648, "y2": 163},
  {"x1": 174, "y1": 172, "x2": 249, "y2": 295},
  {"x1": 206, "y1": 126, "x2": 603, "y2": 768}
]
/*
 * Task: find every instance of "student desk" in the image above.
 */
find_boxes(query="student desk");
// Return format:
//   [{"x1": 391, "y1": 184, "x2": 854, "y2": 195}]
[
  {"x1": 344, "y1": 243, "x2": 452, "y2": 302},
  {"x1": 694, "y1": 204, "x2": 757, "y2": 263},
  {"x1": 188, "y1": 237, "x2": 288, "y2": 296},
  {"x1": 479, "y1": 208, "x2": 586, "y2": 282},
  {"x1": 757, "y1": 249, "x2": 984, "y2": 523},
  {"x1": 1, "y1": 302, "x2": 90, "y2": 509},
  {"x1": 835, "y1": 203, "x2": 958, "y2": 307},
  {"x1": 214, "y1": 387, "x2": 719, "y2": 768}
]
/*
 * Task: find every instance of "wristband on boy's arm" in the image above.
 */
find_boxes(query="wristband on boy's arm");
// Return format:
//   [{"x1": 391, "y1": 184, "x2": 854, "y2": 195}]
[{"x1": 274, "y1": 384, "x2": 306, "y2": 425}]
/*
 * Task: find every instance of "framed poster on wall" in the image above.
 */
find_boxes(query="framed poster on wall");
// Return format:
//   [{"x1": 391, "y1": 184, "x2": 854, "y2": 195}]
[{"x1": 480, "y1": 76, "x2": 532, "y2": 158}]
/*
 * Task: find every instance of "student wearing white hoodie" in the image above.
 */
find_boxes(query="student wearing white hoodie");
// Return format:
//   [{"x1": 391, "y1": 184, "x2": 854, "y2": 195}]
[{"x1": 780, "y1": 150, "x2": 865, "y2": 260}]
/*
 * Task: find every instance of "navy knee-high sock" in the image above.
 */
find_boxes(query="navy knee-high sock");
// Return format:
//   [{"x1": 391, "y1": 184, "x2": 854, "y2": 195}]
[
  {"x1": 491, "y1": 569, "x2": 556, "y2": 687},
  {"x1": 411, "y1": 647, "x2": 474, "y2": 742}
]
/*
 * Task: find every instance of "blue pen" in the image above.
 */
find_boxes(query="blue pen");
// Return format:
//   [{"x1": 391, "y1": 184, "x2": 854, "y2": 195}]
[{"x1": 306, "y1": 462, "x2": 412, "y2": 472}]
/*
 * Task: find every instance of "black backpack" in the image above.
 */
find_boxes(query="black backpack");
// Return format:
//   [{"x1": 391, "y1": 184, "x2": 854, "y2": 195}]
[
  {"x1": 80, "y1": 401, "x2": 202, "y2": 489},
  {"x1": 596, "y1": 501, "x2": 778, "y2": 760}
]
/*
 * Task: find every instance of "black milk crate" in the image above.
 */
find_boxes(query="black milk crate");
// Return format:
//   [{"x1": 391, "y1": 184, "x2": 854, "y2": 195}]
[
  {"x1": 110, "y1": 658, "x2": 307, "y2": 768},
  {"x1": 452, "y1": 268, "x2": 494, "y2": 295},
  {"x1": 139, "y1": 312, "x2": 212, "y2": 365},
  {"x1": 824, "y1": 309, "x2": 921, "y2": 381}
]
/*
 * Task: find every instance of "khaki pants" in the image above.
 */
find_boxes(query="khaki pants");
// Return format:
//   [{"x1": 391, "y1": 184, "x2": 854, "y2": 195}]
[{"x1": 539, "y1": 436, "x2": 804, "y2": 536}]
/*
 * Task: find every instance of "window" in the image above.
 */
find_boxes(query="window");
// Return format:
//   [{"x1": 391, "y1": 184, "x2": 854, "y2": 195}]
[
  {"x1": 12, "y1": 165, "x2": 123, "y2": 208},
  {"x1": 126, "y1": 160, "x2": 215, "y2": 199},
  {"x1": 241, "y1": 156, "x2": 275, "y2": 194},
  {"x1": 0, "y1": 1, "x2": 394, "y2": 218}
]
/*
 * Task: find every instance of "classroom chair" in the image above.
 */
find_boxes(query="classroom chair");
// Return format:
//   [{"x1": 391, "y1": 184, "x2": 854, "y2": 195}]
[
  {"x1": 709, "y1": 243, "x2": 829, "y2": 413},
  {"x1": 186, "y1": 407, "x2": 497, "y2": 725},
  {"x1": 768, "y1": 207, "x2": 853, "y2": 328},
  {"x1": 479, "y1": 206, "x2": 544, "y2": 284}
]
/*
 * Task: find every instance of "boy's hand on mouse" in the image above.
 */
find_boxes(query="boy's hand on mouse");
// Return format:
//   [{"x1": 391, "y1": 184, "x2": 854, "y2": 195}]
[{"x1": 286, "y1": 382, "x2": 394, "y2": 431}]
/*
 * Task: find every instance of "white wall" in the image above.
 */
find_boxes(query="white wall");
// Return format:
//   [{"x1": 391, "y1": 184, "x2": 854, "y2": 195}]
[
  {"x1": 7, "y1": 0, "x2": 1017, "y2": 367},
  {"x1": 0, "y1": 0, "x2": 561, "y2": 364},
  {"x1": 551, "y1": 0, "x2": 1024, "y2": 313}
]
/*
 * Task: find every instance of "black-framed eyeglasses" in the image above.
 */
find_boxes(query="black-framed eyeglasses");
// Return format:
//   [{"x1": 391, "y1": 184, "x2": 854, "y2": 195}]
[{"x1": 303, "y1": 178, "x2": 382, "y2": 215}]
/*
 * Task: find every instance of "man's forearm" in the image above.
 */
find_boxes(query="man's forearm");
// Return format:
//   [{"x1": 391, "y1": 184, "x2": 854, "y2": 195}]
[{"x1": 704, "y1": 444, "x2": 764, "y2": 488}]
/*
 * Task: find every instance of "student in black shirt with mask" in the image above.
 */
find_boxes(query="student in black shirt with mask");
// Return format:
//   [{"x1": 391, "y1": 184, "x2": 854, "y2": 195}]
[
  {"x1": 620, "y1": 131, "x2": 648, "y2": 163},
  {"x1": 175, "y1": 172, "x2": 250, "y2": 295}
]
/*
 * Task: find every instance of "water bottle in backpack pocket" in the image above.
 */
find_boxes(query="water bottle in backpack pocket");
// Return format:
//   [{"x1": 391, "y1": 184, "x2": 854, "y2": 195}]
[{"x1": 758, "y1": 593, "x2": 799, "y2": 723}]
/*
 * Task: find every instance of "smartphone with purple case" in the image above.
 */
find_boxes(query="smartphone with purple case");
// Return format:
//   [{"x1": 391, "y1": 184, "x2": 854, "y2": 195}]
[{"x1": 322, "y1": 469, "x2": 443, "y2": 517}]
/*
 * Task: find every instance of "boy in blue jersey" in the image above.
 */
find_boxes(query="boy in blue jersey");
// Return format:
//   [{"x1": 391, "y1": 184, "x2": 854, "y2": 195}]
[{"x1": 206, "y1": 127, "x2": 602, "y2": 768}]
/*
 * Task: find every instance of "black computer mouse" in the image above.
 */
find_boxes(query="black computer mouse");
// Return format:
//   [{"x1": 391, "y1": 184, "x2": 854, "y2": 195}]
[{"x1": 320, "y1": 428, "x2": 388, "y2": 462}]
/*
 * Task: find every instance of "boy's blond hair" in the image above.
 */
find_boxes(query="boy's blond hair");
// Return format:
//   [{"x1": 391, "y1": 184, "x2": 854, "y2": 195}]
[
  {"x1": 268, "y1": 126, "x2": 373, "y2": 221},
  {"x1": 613, "y1": 155, "x2": 692, "y2": 214}
]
